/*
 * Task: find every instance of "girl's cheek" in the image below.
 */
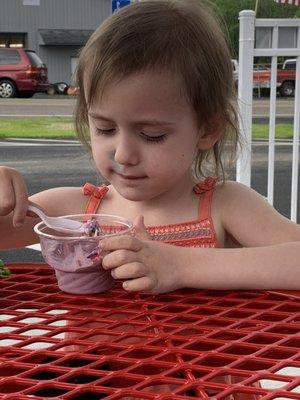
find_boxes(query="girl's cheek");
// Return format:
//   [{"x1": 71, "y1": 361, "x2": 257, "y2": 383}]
[{"x1": 91, "y1": 151, "x2": 105, "y2": 169}]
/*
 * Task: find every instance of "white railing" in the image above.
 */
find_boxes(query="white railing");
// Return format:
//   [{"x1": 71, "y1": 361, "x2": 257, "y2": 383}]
[{"x1": 237, "y1": 10, "x2": 300, "y2": 222}]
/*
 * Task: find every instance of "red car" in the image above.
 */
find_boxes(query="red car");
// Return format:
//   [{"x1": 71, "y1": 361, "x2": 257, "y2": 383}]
[{"x1": 0, "y1": 48, "x2": 50, "y2": 98}]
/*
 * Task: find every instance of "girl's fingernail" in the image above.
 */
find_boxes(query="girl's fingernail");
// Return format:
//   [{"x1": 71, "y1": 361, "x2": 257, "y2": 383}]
[{"x1": 14, "y1": 221, "x2": 23, "y2": 228}]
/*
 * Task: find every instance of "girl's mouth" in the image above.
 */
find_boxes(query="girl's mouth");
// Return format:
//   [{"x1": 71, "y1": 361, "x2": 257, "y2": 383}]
[{"x1": 116, "y1": 172, "x2": 147, "y2": 180}]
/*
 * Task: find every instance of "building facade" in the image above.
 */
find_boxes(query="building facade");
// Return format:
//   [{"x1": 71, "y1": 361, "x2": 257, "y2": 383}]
[{"x1": 0, "y1": 0, "x2": 111, "y2": 84}]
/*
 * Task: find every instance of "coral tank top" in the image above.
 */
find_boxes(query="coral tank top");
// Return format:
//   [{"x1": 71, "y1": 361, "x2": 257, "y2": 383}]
[{"x1": 82, "y1": 176, "x2": 218, "y2": 248}]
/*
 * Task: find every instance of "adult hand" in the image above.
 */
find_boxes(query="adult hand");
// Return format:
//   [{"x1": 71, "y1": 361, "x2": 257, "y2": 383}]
[{"x1": 101, "y1": 215, "x2": 187, "y2": 294}]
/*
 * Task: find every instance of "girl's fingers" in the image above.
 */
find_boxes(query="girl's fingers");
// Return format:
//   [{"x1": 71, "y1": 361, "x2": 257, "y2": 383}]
[
  {"x1": 111, "y1": 262, "x2": 145, "y2": 280},
  {"x1": 100, "y1": 235, "x2": 142, "y2": 252},
  {"x1": 122, "y1": 276, "x2": 154, "y2": 292},
  {"x1": 0, "y1": 167, "x2": 15, "y2": 215},
  {"x1": 102, "y1": 249, "x2": 138, "y2": 269},
  {"x1": 12, "y1": 175, "x2": 29, "y2": 227},
  {"x1": 0, "y1": 167, "x2": 28, "y2": 226},
  {"x1": 133, "y1": 215, "x2": 152, "y2": 240},
  {"x1": 0, "y1": 181, "x2": 15, "y2": 216}
]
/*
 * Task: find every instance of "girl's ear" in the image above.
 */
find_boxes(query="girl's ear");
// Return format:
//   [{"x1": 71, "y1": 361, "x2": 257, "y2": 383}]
[{"x1": 197, "y1": 117, "x2": 223, "y2": 150}]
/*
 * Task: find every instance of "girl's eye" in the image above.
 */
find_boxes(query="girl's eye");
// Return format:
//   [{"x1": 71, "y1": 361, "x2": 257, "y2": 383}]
[
  {"x1": 95, "y1": 128, "x2": 115, "y2": 135},
  {"x1": 94, "y1": 127, "x2": 166, "y2": 143},
  {"x1": 141, "y1": 132, "x2": 166, "y2": 143}
]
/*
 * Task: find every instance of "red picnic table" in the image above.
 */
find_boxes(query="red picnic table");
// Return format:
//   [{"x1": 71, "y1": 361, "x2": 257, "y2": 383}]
[{"x1": 0, "y1": 263, "x2": 300, "y2": 399}]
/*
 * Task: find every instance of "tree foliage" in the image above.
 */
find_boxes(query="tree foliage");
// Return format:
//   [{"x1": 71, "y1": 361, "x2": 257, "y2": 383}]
[{"x1": 210, "y1": 0, "x2": 300, "y2": 56}]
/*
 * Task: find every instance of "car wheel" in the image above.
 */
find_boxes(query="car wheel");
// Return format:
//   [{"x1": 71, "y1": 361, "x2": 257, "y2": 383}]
[
  {"x1": 0, "y1": 79, "x2": 17, "y2": 98},
  {"x1": 54, "y1": 82, "x2": 69, "y2": 94},
  {"x1": 280, "y1": 81, "x2": 295, "y2": 97}
]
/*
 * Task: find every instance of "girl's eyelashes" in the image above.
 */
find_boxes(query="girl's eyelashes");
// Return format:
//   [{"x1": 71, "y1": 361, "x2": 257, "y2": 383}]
[
  {"x1": 140, "y1": 132, "x2": 166, "y2": 143},
  {"x1": 94, "y1": 127, "x2": 167, "y2": 144},
  {"x1": 94, "y1": 127, "x2": 115, "y2": 135}
]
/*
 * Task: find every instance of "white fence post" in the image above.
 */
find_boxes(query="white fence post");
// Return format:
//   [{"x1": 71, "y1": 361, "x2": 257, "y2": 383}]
[
  {"x1": 238, "y1": 13, "x2": 300, "y2": 221},
  {"x1": 291, "y1": 53, "x2": 300, "y2": 222},
  {"x1": 267, "y1": 26, "x2": 279, "y2": 206},
  {"x1": 237, "y1": 10, "x2": 255, "y2": 187}
]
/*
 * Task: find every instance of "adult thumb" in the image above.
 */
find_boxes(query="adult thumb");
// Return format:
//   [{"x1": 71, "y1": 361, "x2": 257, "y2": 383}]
[{"x1": 133, "y1": 215, "x2": 151, "y2": 240}]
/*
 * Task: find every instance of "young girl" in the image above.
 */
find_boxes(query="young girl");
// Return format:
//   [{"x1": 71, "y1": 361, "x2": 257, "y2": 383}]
[{"x1": 0, "y1": 0, "x2": 300, "y2": 295}]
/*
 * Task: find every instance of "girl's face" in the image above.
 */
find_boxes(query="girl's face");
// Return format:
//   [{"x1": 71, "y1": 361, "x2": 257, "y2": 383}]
[{"x1": 88, "y1": 70, "x2": 201, "y2": 202}]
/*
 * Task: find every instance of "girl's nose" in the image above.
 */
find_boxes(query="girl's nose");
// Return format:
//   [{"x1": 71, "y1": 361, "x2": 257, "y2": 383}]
[{"x1": 113, "y1": 134, "x2": 139, "y2": 166}]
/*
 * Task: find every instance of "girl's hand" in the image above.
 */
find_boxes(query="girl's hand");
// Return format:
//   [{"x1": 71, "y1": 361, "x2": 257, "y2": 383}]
[
  {"x1": 0, "y1": 167, "x2": 29, "y2": 227},
  {"x1": 101, "y1": 216, "x2": 187, "y2": 294}
]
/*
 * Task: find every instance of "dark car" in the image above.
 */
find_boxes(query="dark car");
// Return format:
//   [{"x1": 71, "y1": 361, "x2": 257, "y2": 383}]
[{"x1": 0, "y1": 48, "x2": 50, "y2": 98}]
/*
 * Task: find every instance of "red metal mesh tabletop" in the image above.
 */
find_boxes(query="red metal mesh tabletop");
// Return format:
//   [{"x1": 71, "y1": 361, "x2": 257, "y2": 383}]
[{"x1": 0, "y1": 263, "x2": 300, "y2": 400}]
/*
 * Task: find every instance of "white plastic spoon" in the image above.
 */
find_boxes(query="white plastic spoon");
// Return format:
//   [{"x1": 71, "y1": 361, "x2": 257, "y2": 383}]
[{"x1": 27, "y1": 204, "x2": 85, "y2": 234}]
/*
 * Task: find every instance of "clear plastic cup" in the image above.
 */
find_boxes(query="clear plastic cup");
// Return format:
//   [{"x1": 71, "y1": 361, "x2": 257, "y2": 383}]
[{"x1": 34, "y1": 214, "x2": 133, "y2": 294}]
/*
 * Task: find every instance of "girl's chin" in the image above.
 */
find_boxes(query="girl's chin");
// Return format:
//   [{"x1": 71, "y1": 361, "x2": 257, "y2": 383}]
[
  {"x1": 115, "y1": 187, "x2": 150, "y2": 202},
  {"x1": 112, "y1": 182, "x2": 156, "y2": 202}
]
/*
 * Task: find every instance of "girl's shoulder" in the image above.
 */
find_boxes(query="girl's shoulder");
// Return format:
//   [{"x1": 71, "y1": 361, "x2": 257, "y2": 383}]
[
  {"x1": 213, "y1": 179, "x2": 275, "y2": 224},
  {"x1": 214, "y1": 179, "x2": 271, "y2": 203},
  {"x1": 214, "y1": 179, "x2": 257, "y2": 201},
  {"x1": 30, "y1": 186, "x2": 86, "y2": 217},
  {"x1": 213, "y1": 180, "x2": 300, "y2": 247}
]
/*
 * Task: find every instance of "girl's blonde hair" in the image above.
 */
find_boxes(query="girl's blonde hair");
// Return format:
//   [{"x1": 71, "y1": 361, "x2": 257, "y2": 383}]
[{"x1": 75, "y1": 0, "x2": 240, "y2": 180}]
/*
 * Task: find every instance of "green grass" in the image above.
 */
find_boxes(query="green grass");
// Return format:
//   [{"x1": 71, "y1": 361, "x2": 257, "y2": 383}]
[
  {"x1": 252, "y1": 124, "x2": 293, "y2": 140},
  {"x1": 0, "y1": 117, "x2": 76, "y2": 139},
  {"x1": 0, "y1": 117, "x2": 295, "y2": 140}
]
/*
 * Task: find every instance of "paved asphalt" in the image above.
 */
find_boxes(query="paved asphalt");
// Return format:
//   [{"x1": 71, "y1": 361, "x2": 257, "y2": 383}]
[
  {"x1": 0, "y1": 138, "x2": 299, "y2": 264},
  {"x1": 0, "y1": 95, "x2": 296, "y2": 123}
]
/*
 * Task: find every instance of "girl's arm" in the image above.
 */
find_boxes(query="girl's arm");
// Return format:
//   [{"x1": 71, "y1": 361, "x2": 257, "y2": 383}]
[
  {"x1": 184, "y1": 181, "x2": 300, "y2": 290},
  {"x1": 102, "y1": 233, "x2": 300, "y2": 293},
  {"x1": 183, "y1": 242, "x2": 300, "y2": 290}
]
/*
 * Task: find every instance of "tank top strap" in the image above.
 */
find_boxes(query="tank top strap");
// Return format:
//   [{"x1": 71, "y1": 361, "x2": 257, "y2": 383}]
[
  {"x1": 82, "y1": 183, "x2": 109, "y2": 214},
  {"x1": 193, "y1": 177, "x2": 217, "y2": 221}
]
